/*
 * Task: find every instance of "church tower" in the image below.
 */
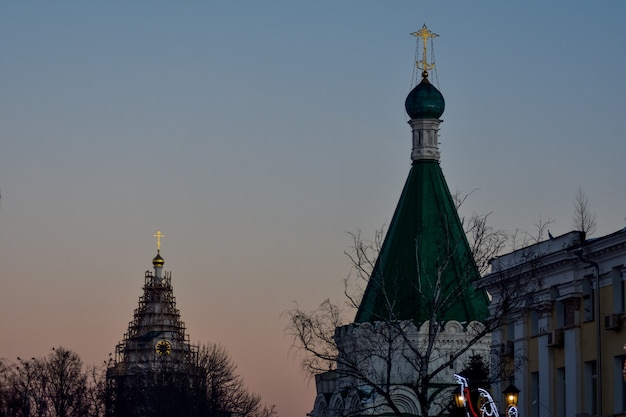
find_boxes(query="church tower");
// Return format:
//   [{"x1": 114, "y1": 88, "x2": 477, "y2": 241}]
[
  {"x1": 310, "y1": 26, "x2": 491, "y2": 417},
  {"x1": 355, "y1": 27, "x2": 489, "y2": 326},
  {"x1": 106, "y1": 231, "x2": 203, "y2": 417}
]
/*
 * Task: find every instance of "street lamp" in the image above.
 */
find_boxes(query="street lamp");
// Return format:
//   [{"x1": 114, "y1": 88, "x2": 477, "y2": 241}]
[
  {"x1": 454, "y1": 387, "x2": 465, "y2": 409},
  {"x1": 503, "y1": 384, "x2": 520, "y2": 417}
]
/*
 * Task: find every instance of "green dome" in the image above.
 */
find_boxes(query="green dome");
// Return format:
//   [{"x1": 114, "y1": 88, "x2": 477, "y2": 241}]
[{"x1": 405, "y1": 75, "x2": 445, "y2": 119}]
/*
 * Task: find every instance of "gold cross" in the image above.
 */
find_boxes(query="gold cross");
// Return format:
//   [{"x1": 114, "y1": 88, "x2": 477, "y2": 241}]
[
  {"x1": 411, "y1": 24, "x2": 438, "y2": 73},
  {"x1": 153, "y1": 230, "x2": 164, "y2": 251}
]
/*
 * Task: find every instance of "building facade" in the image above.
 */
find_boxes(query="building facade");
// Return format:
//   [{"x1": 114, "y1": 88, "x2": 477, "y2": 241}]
[{"x1": 482, "y1": 229, "x2": 626, "y2": 417}]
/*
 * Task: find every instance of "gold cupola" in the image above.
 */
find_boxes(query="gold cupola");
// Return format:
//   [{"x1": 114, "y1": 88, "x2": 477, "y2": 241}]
[{"x1": 152, "y1": 250, "x2": 165, "y2": 267}]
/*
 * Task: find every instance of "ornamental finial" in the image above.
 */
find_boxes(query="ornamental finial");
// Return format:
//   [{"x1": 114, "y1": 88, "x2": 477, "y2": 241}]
[
  {"x1": 410, "y1": 24, "x2": 438, "y2": 77},
  {"x1": 153, "y1": 230, "x2": 164, "y2": 251}
]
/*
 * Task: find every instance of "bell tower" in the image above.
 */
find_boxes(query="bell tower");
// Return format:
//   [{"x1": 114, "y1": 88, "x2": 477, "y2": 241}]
[{"x1": 106, "y1": 231, "x2": 202, "y2": 417}]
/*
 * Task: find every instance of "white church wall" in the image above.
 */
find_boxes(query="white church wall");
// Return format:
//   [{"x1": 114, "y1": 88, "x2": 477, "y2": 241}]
[{"x1": 311, "y1": 319, "x2": 491, "y2": 417}]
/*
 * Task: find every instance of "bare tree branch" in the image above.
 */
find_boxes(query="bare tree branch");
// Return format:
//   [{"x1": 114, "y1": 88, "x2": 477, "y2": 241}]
[
  {"x1": 286, "y1": 222, "x2": 539, "y2": 417},
  {"x1": 572, "y1": 186, "x2": 597, "y2": 235}
]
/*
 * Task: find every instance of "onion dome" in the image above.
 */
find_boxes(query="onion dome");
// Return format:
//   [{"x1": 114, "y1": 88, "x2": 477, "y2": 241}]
[
  {"x1": 152, "y1": 250, "x2": 165, "y2": 267},
  {"x1": 405, "y1": 71, "x2": 445, "y2": 119}
]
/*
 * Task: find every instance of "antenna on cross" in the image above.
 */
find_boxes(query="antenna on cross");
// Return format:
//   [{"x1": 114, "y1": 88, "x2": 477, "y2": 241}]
[
  {"x1": 410, "y1": 24, "x2": 438, "y2": 78},
  {"x1": 153, "y1": 230, "x2": 164, "y2": 252}
]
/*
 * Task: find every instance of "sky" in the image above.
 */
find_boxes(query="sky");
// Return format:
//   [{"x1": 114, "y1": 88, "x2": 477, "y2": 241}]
[{"x1": 1, "y1": 2, "x2": 626, "y2": 416}]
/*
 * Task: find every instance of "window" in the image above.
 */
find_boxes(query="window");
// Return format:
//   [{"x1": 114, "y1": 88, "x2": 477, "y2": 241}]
[
  {"x1": 612, "y1": 267, "x2": 624, "y2": 314},
  {"x1": 555, "y1": 301, "x2": 565, "y2": 328},
  {"x1": 507, "y1": 320, "x2": 515, "y2": 340},
  {"x1": 583, "y1": 277, "x2": 594, "y2": 322},
  {"x1": 556, "y1": 367, "x2": 565, "y2": 417},
  {"x1": 615, "y1": 355, "x2": 626, "y2": 412},
  {"x1": 531, "y1": 372, "x2": 539, "y2": 417},
  {"x1": 585, "y1": 360, "x2": 597, "y2": 415},
  {"x1": 529, "y1": 309, "x2": 539, "y2": 336},
  {"x1": 564, "y1": 300, "x2": 577, "y2": 327}
]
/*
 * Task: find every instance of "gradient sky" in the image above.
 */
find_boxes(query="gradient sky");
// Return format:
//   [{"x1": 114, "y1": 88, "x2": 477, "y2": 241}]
[{"x1": 1, "y1": 2, "x2": 625, "y2": 417}]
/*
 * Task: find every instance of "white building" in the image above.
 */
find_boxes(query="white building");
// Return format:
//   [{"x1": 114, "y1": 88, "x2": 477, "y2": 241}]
[{"x1": 482, "y1": 228, "x2": 626, "y2": 417}]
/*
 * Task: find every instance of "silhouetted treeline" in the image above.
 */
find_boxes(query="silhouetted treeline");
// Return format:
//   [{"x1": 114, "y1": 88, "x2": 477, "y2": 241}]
[
  {"x1": 0, "y1": 344, "x2": 274, "y2": 417},
  {"x1": 0, "y1": 347, "x2": 102, "y2": 417}
]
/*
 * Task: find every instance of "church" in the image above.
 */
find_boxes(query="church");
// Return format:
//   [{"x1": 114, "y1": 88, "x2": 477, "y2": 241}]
[
  {"x1": 105, "y1": 231, "x2": 204, "y2": 417},
  {"x1": 308, "y1": 26, "x2": 491, "y2": 417}
]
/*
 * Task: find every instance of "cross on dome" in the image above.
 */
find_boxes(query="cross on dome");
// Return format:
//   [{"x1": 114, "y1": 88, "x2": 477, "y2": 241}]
[
  {"x1": 410, "y1": 24, "x2": 438, "y2": 76},
  {"x1": 152, "y1": 230, "x2": 165, "y2": 268},
  {"x1": 153, "y1": 230, "x2": 164, "y2": 251}
]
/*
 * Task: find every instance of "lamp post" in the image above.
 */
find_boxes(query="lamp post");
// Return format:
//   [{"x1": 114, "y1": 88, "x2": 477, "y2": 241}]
[{"x1": 503, "y1": 384, "x2": 520, "y2": 417}]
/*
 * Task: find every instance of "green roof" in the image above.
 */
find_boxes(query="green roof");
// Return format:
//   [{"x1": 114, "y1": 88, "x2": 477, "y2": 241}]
[{"x1": 355, "y1": 160, "x2": 489, "y2": 325}]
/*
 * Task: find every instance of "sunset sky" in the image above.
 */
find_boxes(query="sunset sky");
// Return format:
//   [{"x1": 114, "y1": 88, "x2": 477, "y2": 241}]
[{"x1": 1, "y1": 2, "x2": 626, "y2": 417}]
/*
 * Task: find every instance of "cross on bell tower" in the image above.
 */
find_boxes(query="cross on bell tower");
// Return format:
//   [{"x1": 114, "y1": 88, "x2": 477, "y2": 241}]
[{"x1": 153, "y1": 230, "x2": 164, "y2": 251}]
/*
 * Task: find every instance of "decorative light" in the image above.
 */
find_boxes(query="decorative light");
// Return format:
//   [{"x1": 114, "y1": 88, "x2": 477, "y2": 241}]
[
  {"x1": 454, "y1": 388, "x2": 465, "y2": 409},
  {"x1": 503, "y1": 384, "x2": 520, "y2": 408}
]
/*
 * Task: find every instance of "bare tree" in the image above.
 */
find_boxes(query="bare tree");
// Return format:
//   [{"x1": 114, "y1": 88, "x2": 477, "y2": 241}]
[
  {"x1": 0, "y1": 348, "x2": 102, "y2": 417},
  {"x1": 463, "y1": 213, "x2": 509, "y2": 275},
  {"x1": 286, "y1": 228, "x2": 539, "y2": 417},
  {"x1": 525, "y1": 215, "x2": 556, "y2": 245},
  {"x1": 44, "y1": 347, "x2": 90, "y2": 417},
  {"x1": 84, "y1": 364, "x2": 107, "y2": 417},
  {"x1": 2, "y1": 344, "x2": 274, "y2": 417},
  {"x1": 452, "y1": 189, "x2": 509, "y2": 275},
  {"x1": 572, "y1": 186, "x2": 597, "y2": 235},
  {"x1": 0, "y1": 356, "x2": 47, "y2": 417},
  {"x1": 342, "y1": 228, "x2": 385, "y2": 311},
  {"x1": 197, "y1": 343, "x2": 275, "y2": 417},
  {"x1": 105, "y1": 340, "x2": 274, "y2": 417},
  {"x1": 454, "y1": 189, "x2": 562, "y2": 257}
]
